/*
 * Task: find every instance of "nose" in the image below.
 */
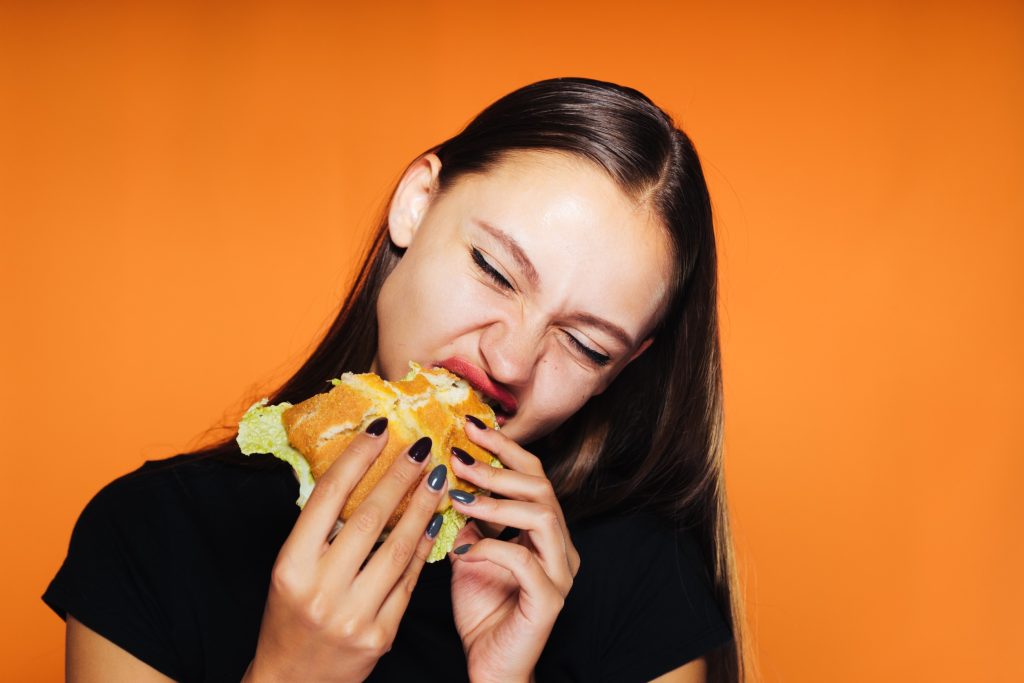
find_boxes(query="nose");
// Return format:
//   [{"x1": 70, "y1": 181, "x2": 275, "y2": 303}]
[{"x1": 478, "y1": 319, "x2": 539, "y2": 388}]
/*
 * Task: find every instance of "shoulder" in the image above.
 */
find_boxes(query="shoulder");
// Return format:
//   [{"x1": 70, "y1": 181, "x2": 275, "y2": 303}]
[
  {"x1": 56, "y1": 449, "x2": 301, "y2": 589},
  {"x1": 44, "y1": 450, "x2": 299, "y2": 680},
  {"x1": 74, "y1": 449, "x2": 297, "y2": 535},
  {"x1": 57, "y1": 452, "x2": 223, "y2": 569},
  {"x1": 49, "y1": 448, "x2": 298, "y2": 590}
]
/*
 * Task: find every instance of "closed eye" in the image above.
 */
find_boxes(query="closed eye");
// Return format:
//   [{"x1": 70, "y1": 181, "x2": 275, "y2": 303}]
[
  {"x1": 563, "y1": 331, "x2": 611, "y2": 366},
  {"x1": 471, "y1": 247, "x2": 514, "y2": 290},
  {"x1": 472, "y1": 246, "x2": 611, "y2": 368}
]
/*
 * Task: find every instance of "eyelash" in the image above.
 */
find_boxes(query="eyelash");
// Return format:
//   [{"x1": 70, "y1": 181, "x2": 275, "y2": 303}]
[
  {"x1": 469, "y1": 247, "x2": 611, "y2": 367},
  {"x1": 471, "y1": 247, "x2": 513, "y2": 290},
  {"x1": 565, "y1": 332, "x2": 611, "y2": 367}
]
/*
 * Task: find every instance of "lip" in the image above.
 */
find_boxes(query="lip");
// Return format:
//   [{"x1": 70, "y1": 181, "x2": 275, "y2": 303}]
[{"x1": 434, "y1": 357, "x2": 519, "y2": 421}]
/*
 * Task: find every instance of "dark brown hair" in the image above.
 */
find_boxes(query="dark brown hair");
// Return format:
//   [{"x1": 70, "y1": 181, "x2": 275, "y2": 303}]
[{"x1": 201, "y1": 77, "x2": 748, "y2": 681}]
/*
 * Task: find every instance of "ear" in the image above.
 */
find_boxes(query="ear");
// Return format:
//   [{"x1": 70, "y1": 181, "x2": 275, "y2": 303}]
[
  {"x1": 387, "y1": 153, "x2": 442, "y2": 248},
  {"x1": 627, "y1": 336, "x2": 654, "y2": 364},
  {"x1": 594, "y1": 336, "x2": 654, "y2": 395}
]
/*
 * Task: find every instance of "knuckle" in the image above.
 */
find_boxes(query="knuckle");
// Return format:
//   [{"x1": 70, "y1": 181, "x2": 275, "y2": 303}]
[
  {"x1": 411, "y1": 492, "x2": 439, "y2": 519},
  {"x1": 542, "y1": 584, "x2": 565, "y2": 612},
  {"x1": 479, "y1": 462, "x2": 498, "y2": 483},
  {"x1": 362, "y1": 626, "x2": 390, "y2": 656},
  {"x1": 348, "y1": 626, "x2": 387, "y2": 655},
  {"x1": 387, "y1": 536, "x2": 415, "y2": 568},
  {"x1": 351, "y1": 506, "x2": 382, "y2": 534},
  {"x1": 512, "y1": 544, "x2": 533, "y2": 570},
  {"x1": 312, "y1": 476, "x2": 344, "y2": 503},
  {"x1": 412, "y1": 538, "x2": 432, "y2": 566},
  {"x1": 390, "y1": 460, "x2": 419, "y2": 486},
  {"x1": 270, "y1": 560, "x2": 300, "y2": 597},
  {"x1": 537, "y1": 506, "x2": 559, "y2": 529},
  {"x1": 404, "y1": 570, "x2": 420, "y2": 595},
  {"x1": 330, "y1": 615, "x2": 361, "y2": 643},
  {"x1": 298, "y1": 591, "x2": 332, "y2": 630},
  {"x1": 558, "y1": 566, "x2": 574, "y2": 594}
]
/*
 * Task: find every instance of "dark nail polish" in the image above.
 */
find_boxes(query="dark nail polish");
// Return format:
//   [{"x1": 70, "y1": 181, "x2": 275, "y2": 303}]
[
  {"x1": 408, "y1": 436, "x2": 432, "y2": 462},
  {"x1": 426, "y1": 513, "x2": 443, "y2": 539},
  {"x1": 465, "y1": 415, "x2": 487, "y2": 430},
  {"x1": 449, "y1": 489, "x2": 475, "y2": 505},
  {"x1": 453, "y1": 543, "x2": 472, "y2": 555},
  {"x1": 451, "y1": 446, "x2": 476, "y2": 466},
  {"x1": 365, "y1": 417, "x2": 388, "y2": 436},
  {"x1": 427, "y1": 464, "x2": 447, "y2": 491}
]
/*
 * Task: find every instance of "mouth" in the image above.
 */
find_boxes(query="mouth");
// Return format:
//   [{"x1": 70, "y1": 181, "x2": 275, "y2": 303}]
[
  {"x1": 433, "y1": 357, "x2": 518, "y2": 426},
  {"x1": 478, "y1": 394, "x2": 511, "y2": 425}
]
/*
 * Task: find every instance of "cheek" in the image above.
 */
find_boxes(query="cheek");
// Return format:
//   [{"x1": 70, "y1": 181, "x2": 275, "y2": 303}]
[
  {"x1": 376, "y1": 267, "x2": 413, "y2": 380},
  {"x1": 377, "y1": 256, "x2": 501, "y2": 377},
  {"x1": 525, "y1": 358, "x2": 596, "y2": 431}
]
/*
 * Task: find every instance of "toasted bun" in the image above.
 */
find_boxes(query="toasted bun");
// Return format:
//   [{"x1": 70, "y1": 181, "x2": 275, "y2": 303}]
[{"x1": 280, "y1": 362, "x2": 500, "y2": 530}]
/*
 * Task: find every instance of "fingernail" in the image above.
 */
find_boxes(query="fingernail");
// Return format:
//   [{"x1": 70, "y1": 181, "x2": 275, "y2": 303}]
[
  {"x1": 426, "y1": 513, "x2": 443, "y2": 539},
  {"x1": 451, "y1": 446, "x2": 475, "y2": 466},
  {"x1": 449, "y1": 489, "x2": 475, "y2": 505},
  {"x1": 453, "y1": 543, "x2": 472, "y2": 555},
  {"x1": 408, "y1": 436, "x2": 432, "y2": 463},
  {"x1": 365, "y1": 417, "x2": 388, "y2": 436},
  {"x1": 427, "y1": 464, "x2": 447, "y2": 491},
  {"x1": 465, "y1": 415, "x2": 487, "y2": 430}
]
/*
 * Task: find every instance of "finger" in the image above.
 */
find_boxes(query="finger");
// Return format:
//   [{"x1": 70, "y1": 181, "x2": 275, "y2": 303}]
[
  {"x1": 375, "y1": 513, "x2": 444, "y2": 634},
  {"x1": 282, "y1": 420, "x2": 390, "y2": 562},
  {"x1": 451, "y1": 444, "x2": 575, "y2": 566},
  {"x1": 448, "y1": 492, "x2": 573, "y2": 590},
  {"x1": 463, "y1": 419, "x2": 545, "y2": 476},
  {"x1": 325, "y1": 436, "x2": 433, "y2": 577},
  {"x1": 453, "y1": 519, "x2": 485, "y2": 547},
  {"x1": 357, "y1": 463, "x2": 449, "y2": 607},
  {"x1": 450, "y1": 448, "x2": 554, "y2": 504},
  {"x1": 451, "y1": 538, "x2": 565, "y2": 622},
  {"x1": 461, "y1": 423, "x2": 581, "y2": 576}
]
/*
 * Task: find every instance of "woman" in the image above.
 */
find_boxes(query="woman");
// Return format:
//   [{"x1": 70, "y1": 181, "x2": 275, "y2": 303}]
[{"x1": 45, "y1": 77, "x2": 746, "y2": 682}]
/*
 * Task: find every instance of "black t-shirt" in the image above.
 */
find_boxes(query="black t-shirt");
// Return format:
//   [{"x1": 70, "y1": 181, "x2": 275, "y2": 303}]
[{"x1": 43, "y1": 451, "x2": 732, "y2": 682}]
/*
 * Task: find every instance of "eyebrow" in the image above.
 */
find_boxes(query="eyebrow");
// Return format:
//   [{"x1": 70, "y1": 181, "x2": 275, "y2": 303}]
[
  {"x1": 471, "y1": 217, "x2": 637, "y2": 350},
  {"x1": 473, "y1": 218, "x2": 540, "y2": 289}
]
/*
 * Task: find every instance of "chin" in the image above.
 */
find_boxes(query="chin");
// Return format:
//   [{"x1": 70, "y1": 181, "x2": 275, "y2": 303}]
[{"x1": 499, "y1": 415, "x2": 553, "y2": 447}]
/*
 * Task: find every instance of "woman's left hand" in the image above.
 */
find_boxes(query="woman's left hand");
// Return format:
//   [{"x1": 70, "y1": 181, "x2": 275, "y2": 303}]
[{"x1": 446, "y1": 419, "x2": 581, "y2": 683}]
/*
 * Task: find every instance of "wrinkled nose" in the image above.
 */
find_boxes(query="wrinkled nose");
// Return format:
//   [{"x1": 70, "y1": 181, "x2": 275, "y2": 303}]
[{"x1": 479, "y1": 320, "x2": 538, "y2": 388}]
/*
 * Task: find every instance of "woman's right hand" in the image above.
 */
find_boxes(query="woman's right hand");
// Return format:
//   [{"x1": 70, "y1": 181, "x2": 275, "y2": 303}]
[{"x1": 242, "y1": 418, "x2": 448, "y2": 683}]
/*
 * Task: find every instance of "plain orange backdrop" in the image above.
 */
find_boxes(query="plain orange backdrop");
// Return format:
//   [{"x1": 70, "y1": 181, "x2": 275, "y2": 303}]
[{"x1": 2, "y1": 1, "x2": 1022, "y2": 681}]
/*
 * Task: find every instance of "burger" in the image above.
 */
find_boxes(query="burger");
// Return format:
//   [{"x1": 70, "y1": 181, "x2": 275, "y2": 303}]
[{"x1": 236, "y1": 362, "x2": 502, "y2": 561}]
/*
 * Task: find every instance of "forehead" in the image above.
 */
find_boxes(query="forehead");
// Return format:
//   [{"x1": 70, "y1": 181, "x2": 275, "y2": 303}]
[{"x1": 440, "y1": 150, "x2": 675, "y2": 339}]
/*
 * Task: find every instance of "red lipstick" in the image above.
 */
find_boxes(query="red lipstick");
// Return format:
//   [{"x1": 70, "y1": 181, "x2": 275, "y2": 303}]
[{"x1": 435, "y1": 357, "x2": 519, "y2": 421}]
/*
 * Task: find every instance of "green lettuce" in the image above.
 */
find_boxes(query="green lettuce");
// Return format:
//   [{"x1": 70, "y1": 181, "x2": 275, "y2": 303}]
[
  {"x1": 427, "y1": 507, "x2": 468, "y2": 563},
  {"x1": 236, "y1": 396, "x2": 478, "y2": 562},
  {"x1": 236, "y1": 399, "x2": 314, "y2": 508}
]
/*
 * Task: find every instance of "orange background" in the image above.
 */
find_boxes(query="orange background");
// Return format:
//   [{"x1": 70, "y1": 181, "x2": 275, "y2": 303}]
[{"x1": 2, "y1": 1, "x2": 1022, "y2": 681}]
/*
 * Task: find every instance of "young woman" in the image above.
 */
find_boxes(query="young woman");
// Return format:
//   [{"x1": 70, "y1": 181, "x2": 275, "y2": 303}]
[{"x1": 45, "y1": 77, "x2": 747, "y2": 682}]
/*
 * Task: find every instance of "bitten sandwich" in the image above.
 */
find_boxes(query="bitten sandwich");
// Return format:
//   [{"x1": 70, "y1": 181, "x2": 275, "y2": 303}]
[{"x1": 236, "y1": 362, "x2": 502, "y2": 561}]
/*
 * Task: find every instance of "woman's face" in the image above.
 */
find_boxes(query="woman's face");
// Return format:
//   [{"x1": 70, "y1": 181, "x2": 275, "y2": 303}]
[{"x1": 373, "y1": 149, "x2": 674, "y2": 445}]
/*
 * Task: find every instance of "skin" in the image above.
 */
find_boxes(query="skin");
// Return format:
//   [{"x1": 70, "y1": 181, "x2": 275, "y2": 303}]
[
  {"x1": 67, "y1": 150, "x2": 709, "y2": 682},
  {"x1": 375, "y1": 149, "x2": 672, "y2": 443}
]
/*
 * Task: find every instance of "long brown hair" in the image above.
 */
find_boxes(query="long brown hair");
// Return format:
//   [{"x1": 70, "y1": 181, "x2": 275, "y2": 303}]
[{"x1": 200, "y1": 77, "x2": 749, "y2": 681}]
